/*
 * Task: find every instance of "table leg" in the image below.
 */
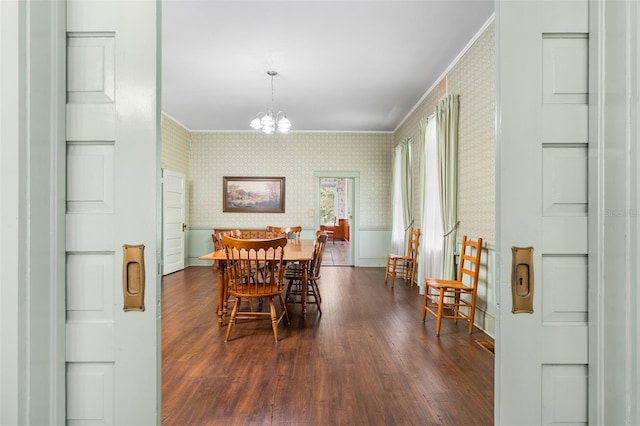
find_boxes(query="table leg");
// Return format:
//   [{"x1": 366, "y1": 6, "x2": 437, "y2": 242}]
[{"x1": 216, "y1": 264, "x2": 228, "y2": 325}]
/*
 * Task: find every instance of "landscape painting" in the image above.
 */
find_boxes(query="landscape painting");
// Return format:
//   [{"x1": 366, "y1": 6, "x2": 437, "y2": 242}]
[{"x1": 223, "y1": 176, "x2": 285, "y2": 213}]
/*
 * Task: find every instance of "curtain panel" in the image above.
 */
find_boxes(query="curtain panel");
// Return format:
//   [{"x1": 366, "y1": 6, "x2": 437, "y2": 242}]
[
  {"x1": 390, "y1": 144, "x2": 405, "y2": 255},
  {"x1": 416, "y1": 114, "x2": 443, "y2": 294},
  {"x1": 400, "y1": 137, "x2": 413, "y2": 231},
  {"x1": 436, "y1": 94, "x2": 460, "y2": 280},
  {"x1": 390, "y1": 138, "x2": 413, "y2": 255}
]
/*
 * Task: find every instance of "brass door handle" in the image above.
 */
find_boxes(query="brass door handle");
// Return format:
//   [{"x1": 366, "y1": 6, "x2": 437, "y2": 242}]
[
  {"x1": 122, "y1": 244, "x2": 145, "y2": 311},
  {"x1": 511, "y1": 246, "x2": 534, "y2": 314}
]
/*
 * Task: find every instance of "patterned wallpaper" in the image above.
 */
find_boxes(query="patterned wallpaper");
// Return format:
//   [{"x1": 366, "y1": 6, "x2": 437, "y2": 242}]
[
  {"x1": 161, "y1": 114, "x2": 190, "y2": 174},
  {"x1": 188, "y1": 132, "x2": 394, "y2": 228},
  {"x1": 449, "y1": 23, "x2": 495, "y2": 242},
  {"x1": 394, "y1": 21, "x2": 496, "y2": 241},
  {"x1": 161, "y1": 114, "x2": 191, "y2": 224}
]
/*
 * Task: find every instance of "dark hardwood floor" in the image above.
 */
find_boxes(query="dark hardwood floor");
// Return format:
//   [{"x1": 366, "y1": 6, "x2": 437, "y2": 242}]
[
  {"x1": 162, "y1": 265, "x2": 494, "y2": 425},
  {"x1": 323, "y1": 240, "x2": 351, "y2": 265}
]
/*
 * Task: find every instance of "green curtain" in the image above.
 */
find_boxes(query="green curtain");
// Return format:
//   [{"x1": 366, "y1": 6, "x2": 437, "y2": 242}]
[
  {"x1": 390, "y1": 144, "x2": 404, "y2": 254},
  {"x1": 400, "y1": 137, "x2": 413, "y2": 231},
  {"x1": 390, "y1": 138, "x2": 413, "y2": 255},
  {"x1": 436, "y1": 94, "x2": 460, "y2": 280}
]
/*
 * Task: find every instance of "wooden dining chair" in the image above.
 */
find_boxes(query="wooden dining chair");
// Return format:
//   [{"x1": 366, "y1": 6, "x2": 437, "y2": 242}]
[
  {"x1": 212, "y1": 229, "x2": 241, "y2": 250},
  {"x1": 284, "y1": 232, "x2": 328, "y2": 314},
  {"x1": 211, "y1": 229, "x2": 241, "y2": 269},
  {"x1": 422, "y1": 235, "x2": 483, "y2": 336},
  {"x1": 385, "y1": 227, "x2": 421, "y2": 287},
  {"x1": 267, "y1": 226, "x2": 302, "y2": 271},
  {"x1": 211, "y1": 229, "x2": 244, "y2": 309},
  {"x1": 222, "y1": 236, "x2": 289, "y2": 342},
  {"x1": 320, "y1": 217, "x2": 336, "y2": 244},
  {"x1": 266, "y1": 225, "x2": 302, "y2": 242}
]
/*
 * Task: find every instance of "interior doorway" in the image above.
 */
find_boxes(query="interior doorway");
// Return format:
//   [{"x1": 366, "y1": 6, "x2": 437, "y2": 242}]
[{"x1": 315, "y1": 174, "x2": 357, "y2": 266}]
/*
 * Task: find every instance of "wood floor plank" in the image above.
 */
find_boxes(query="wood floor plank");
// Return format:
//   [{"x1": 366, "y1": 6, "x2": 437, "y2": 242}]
[{"x1": 162, "y1": 266, "x2": 494, "y2": 425}]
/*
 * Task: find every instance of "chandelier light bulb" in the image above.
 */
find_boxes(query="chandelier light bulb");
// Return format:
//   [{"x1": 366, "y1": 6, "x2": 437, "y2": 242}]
[
  {"x1": 261, "y1": 111, "x2": 275, "y2": 127},
  {"x1": 277, "y1": 116, "x2": 291, "y2": 133},
  {"x1": 250, "y1": 117, "x2": 262, "y2": 129}
]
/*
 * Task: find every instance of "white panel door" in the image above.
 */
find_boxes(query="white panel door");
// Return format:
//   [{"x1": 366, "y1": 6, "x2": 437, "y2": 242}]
[
  {"x1": 496, "y1": 1, "x2": 589, "y2": 424},
  {"x1": 163, "y1": 169, "x2": 185, "y2": 275},
  {"x1": 66, "y1": 0, "x2": 160, "y2": 424}
]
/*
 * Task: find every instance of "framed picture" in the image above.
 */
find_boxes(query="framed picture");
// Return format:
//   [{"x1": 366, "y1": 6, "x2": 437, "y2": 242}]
[{"x1": 223, "y1": 176, "x2": 285, "y2": 213}]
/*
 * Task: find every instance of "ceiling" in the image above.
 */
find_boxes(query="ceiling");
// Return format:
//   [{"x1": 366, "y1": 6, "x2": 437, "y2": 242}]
[{"x1": 161, "y1": 1, "x2": 495, "y2": 133}]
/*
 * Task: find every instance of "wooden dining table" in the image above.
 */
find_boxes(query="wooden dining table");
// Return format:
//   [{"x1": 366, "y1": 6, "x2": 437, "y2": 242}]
[{"x1": 199, "y1": 239, "x2": 316, "y2": 323}]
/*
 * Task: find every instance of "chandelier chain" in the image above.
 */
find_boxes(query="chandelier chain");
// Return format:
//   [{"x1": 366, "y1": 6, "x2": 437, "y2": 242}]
[{"x1": 271, "y1": 74, "x2": 275, "y2": 111}]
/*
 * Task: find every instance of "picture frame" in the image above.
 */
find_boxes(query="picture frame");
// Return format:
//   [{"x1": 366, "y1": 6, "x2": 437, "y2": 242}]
[{"x1": 223, "y1": 176, "x2": 285, "y2": 213}]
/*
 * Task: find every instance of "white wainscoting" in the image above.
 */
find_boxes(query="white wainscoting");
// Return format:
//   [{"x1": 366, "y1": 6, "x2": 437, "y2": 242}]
[
  {"x1": 186, "y1": 227, "x2": 391, "y2": 267},
  {"x1": 357, "y1": 228, "x2": 392, "y2": 267},
  {"x1": 418, "y1": 237, "x2": 496, "y2": 337},
  {"x1": 187, "y1": 227, "x2": 214, "y2": 267},
  {"x1": 459, "y1": 238, "x2": 496, "y2": 337}
]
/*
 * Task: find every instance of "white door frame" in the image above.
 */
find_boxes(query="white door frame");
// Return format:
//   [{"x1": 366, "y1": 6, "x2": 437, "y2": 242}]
[
  {"x1": 314, "y1": 172, "x2": 359, "y2": 266},
  {"x1": 588, "y1": 0, "x2": 640, "y2": 423},
  {"x1": 0, "y1": 0, "x2": 66, "y2": 424}
]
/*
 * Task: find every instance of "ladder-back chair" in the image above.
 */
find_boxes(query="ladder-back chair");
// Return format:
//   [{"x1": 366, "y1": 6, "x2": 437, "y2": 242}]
[
  {"x1": 422, "y1": 235, "x2": 483, "y2": 336},
  {"x1": 385, "y1": 227, "x2": 421, "y2": 287}
]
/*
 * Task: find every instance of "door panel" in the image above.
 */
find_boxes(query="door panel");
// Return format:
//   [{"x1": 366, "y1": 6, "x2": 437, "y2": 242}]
[
  {"x1": 496, "y1": 1, "x2": 588, "y2": 424},
  {"x1": 541, "y1": 365, "x2": 588, "y2": 424},
  {"x1": 163, "y1": 169, "x2": 185, "y2": 275},
  {"x1": 66, "y1": 0, "x2": 159, "y2": 423}
]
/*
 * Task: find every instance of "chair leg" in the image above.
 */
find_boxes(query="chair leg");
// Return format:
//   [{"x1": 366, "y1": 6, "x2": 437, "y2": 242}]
[
  {"x1": 310, "y1": 280, "x2": 322, "y2": 314},
  {"x1": 468, "y1": 293, "x2": 477, "y2": 334},
  {"x1": 409, "y1": 261, "x2": 417, "y2": 286},
  {"x1": 384, "y1": 257, "x2": 390, "y2": 282},
  {"x1": 422, "y1": 290, "x2": 429, "y2": 321},
  {"x1": 390, "y1": 260, "x2": 397, "y2": 288},
  {"x1": 313, "y1": 280, "x2": 322, "y2": 303},
  {"x1": 454, "y1": 292, "x2": 461, "y2": 323},
  {"x1": 278, "y1": 294, "x2": 290, "y2": 325},
  {"x1": 224, "y1": 298, "x2": 240, "y2": 342},
  {"x1": 286, "y1": 278, "x2": 302, "y2": 303},
  {"x1": 435, "y1": 288, "x2": 445, "y2": 336},
  {"x1": 269, "y1": 298, "x2": 279, "y2": 342},
  {"x1": 285, "y1": 279, "x2": 294, "y2": 302}
]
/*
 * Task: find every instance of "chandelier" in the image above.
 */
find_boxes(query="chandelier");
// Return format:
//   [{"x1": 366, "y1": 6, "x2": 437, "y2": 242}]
[{"x1": 250, "y1": 70, "x2": 292, "y2": 134}]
